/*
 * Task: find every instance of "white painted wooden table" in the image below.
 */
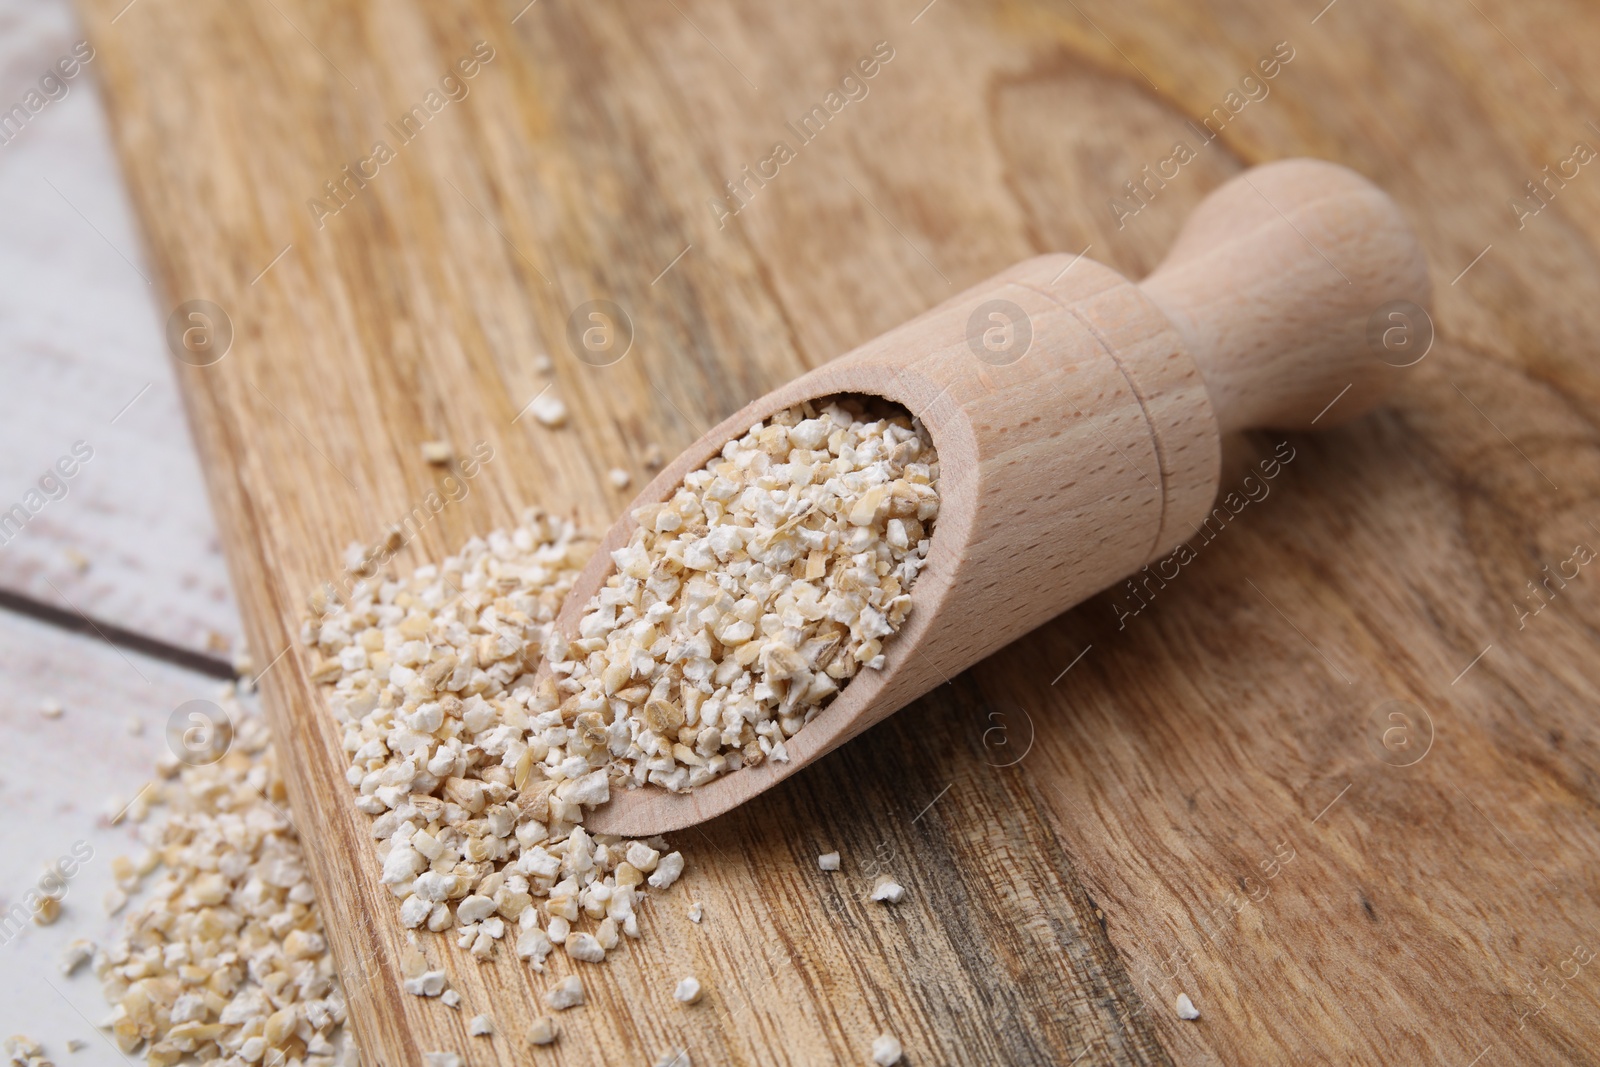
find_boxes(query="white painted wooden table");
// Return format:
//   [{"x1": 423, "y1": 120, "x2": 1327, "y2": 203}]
[{"x1": 0, "y1": 3, "x2": 242, "y2": 1059}]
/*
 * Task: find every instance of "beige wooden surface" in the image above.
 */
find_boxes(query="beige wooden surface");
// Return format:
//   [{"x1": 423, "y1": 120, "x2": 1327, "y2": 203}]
[{"x1": 76, "y1": 0, "x2": 1600, "y2": 1064}]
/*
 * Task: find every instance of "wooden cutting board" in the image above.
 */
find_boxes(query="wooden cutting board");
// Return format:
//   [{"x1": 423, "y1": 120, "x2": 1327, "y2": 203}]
[{"x1": 83, "y1": 0, "x2": 1600, "y2": 1063}]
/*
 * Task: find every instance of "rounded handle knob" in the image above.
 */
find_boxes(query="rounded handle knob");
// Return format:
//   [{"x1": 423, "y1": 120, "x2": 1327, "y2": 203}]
[{"x1": 1139, "y1": 159, "x2": 1431, "y2": 434}]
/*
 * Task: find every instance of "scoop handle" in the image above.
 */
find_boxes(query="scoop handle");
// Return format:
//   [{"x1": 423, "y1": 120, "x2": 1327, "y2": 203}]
[{"x1": 1139, "y1": 159, "x2": 1431, "y2": 434}]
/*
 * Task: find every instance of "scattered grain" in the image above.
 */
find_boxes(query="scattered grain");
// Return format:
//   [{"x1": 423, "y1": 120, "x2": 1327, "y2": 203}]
[
  {"x1": 57, "y1": 939, "x2": 93, "y2": 977},
  {"x1": 673, "y1": 976, "x2": 702, "y2": 1004},
  {"x1": 817, "y1": 851, "x2": 840, "y2": 871},
  {"x1": 649, "y1": 852, "x2": 685, "y2": 890},
  {"x1": 869, "y1": 876, "x2": 906, "y2": 904},
  {"x1": 530, "y1": 392, "x2": 568, "y2": 427},
  {"x1": 1176, "y1": 993, "x2": 1200, "y2": 1020},
  {"x1": 404, "y1": 971, "x2": 449, "y2": 997},
  {"x1": 40, "y1": 699, "x2": 62, "y2": 719},
  {"x1": 545, "y1": 976, "x2": 585, "y2": 1011},
  {"x1": 565, "y1": 932, "x2": 606, "y2": 963},
  {"x1": 421, "y1": 441, "x2": 453, "y2": 465},
  {"x1": 4, "y1": 1036, "x2": 47, "y2": 1067},
  {"x1": 607, "y1": 468, "x2": 631, "y2": 490},
  {"x1": 871, "y1": 1034, "x2": 903, "y2": 1065},
  {"x1": 87, "y1": 689, "x2": 358, "y2": 1067},
  {"x1": 525, "y1": 1017, "x2": 557, "y2": 1046},
  {"x1": 687, "y1": 901, "x2": 703, "y2": 923},
  {"x1": 468, "y1": 1015, "x2": 493, "y2": 1037}
]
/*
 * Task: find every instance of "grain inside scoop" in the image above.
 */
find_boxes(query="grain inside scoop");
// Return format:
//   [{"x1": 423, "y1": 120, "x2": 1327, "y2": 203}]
[{"x1": 562, "y1": 157, "x2": 1430, "y2": 836}]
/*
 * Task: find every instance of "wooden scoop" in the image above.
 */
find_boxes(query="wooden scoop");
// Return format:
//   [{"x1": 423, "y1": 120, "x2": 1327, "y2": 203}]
[{"x1": 568, "y1": 158, "x2": 1430, "y2": 836}]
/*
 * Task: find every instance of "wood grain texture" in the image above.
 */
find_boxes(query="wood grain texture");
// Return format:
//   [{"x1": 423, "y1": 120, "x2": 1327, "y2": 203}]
[
  {"x1": 1139, "y1": 159, "x2": 1429, "y2": 434},
  {"x1": 0, "y1": 0, "x2": 239, "y2": 660},
  {"x1": 580, "y1": 249, "x2": 1202, "y2": 834},
  {"x1": 585, "y1": 149, "x2": 1444, "y2": 835},
  {"x1": 80, "y1": 0, "x2": 1600, "y2": 1064}
]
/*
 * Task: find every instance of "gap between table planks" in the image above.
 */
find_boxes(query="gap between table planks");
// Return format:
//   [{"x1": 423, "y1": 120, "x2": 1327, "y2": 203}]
[
  {"x1": 0, "y1": 5, "x2": 242, "y2": 1052},
  {"x1": 0, "y1": 0, "x2": 239, "y2": 660},
  {"x1": 0, "y1": 613, "x2": 244, "y2": 1064},
  {"x1": 81, "y1": 0, "x2": 1600, "y2": 1064}
]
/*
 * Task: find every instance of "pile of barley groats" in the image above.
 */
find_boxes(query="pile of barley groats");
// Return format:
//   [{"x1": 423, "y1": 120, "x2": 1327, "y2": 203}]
[
  {"x1": 65, "y1": 689, "x2": 360, "y2": 1067},
  {"x1": 47, "y1": 398, "x2": 936, "y2": 1067},
  {"x1": 305, "y1": 399, "x2": 938, "y2": 976}
]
